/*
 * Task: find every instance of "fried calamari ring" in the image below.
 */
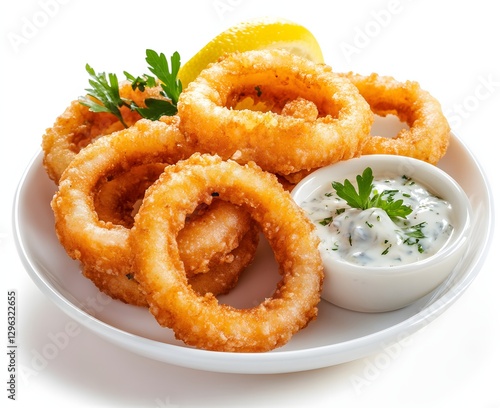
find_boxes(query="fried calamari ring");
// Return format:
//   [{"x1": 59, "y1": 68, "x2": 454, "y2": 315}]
[
  {"x1": 42, "y1": 82, "x2": 164, "y2": 183},
  {"x1": 177, "y1": 49, "x2": 373, "y2": 175},
  {"x1": 82, "y1": 224, "x2": 259, "y2": 307},
  {"x1": 51, "y1": 117, "x2": 255, "y2": 305},
  {"x1": 184, "y1": 224, "x2": 259, "y2": 296},
  {"x1": 93, "y1": 162, "x2": 253, "y2": 275},
  {"x1": 94, "y1": 163, "x2": 166, "y2": 228},
  {"x1": 177, "y1": 200, "x2": 254, "y2": 275},
  {"x1": 343, "y1": 72, "x2": 450, "y2": 164},
  {"x1": 131, "y1": 153, "x2": 324, "y2": 352}
]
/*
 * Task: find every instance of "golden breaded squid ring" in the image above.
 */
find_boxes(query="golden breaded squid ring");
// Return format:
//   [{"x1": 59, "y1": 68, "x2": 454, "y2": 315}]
[
  {"x1": 344, "y1": 72, "x2": 450, "y2": 164},
  {"x1": 94, "y1": 163, "x2": 166, "y2": 228},
  {"x1": 177, "y1": 49, "x2": 373, "y2": 175},
  {"x1": 93, "y1": 162, "x2": 252, "y2": 275},
  {"x1": 131, "y1": 153, "x2": 324, "y2": 352},
  {"x1": 51, "y1": 117, "x2": 256, "y2": 305},
  {"x1": 82, "y1": 224, "x2": 259, "y2": 307},
  {"x1": 185, "y1": 224, "x2": 260, "y2": 296}
]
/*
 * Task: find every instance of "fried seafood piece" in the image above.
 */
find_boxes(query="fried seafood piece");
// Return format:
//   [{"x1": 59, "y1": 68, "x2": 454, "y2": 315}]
[
  {"x1": 131, "y1": 153, "x2": 324, "y2": 352},
  {"x1": 94, "y1": 163, "x2": 167, "y2": 228},
  {"x1": 51, "y1": 117, "x2": 256, "y2": 305},
  {"x1": 82, "y1": 224, "x2": 260, "y2": 307},
  {"x1": 93, "y1": 162, "x2": 251, "y2": 275},
  {"x1": 42, "y1": 82, "x2": 164, "y2": 184},
  {"x1": 343, "y1": 72, "x2": 450, "y2": 164},
  {"x1": 177, "y1": 200, "x2": 254, "y2": 275},
  {"x1": 185, "y1": 224, "x2": 260, "y2": 297},
  {"x1": 177, "y1": 49, "x2": 373, "y2": 176}
]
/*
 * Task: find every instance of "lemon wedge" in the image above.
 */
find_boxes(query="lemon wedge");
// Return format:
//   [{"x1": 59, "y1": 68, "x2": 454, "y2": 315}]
[{"x1": 177, "y1": 17, "x2": 324, "y2": 87}]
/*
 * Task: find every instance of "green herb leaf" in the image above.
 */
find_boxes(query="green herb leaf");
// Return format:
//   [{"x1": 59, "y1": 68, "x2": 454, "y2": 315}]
[
  {"x1": 79, "y1": 50, "x2": 182, "y2": 126},
  {"x1": 402, "y1": 221, "x2": 427, "y2": 252},
  {"x1": 144, "y1": 49, "x2": 182, "y2": 105},
  {"x1": 124, "y1": 71, "x2": 157, "y2": 91},
  {"x1": 79, "y1": 64, "x2": 128, "y2": 127},
  {"x1": 331, "y1": 167, "x2": 374, "y2": 210},
  {"x1": 369, "y1": 190, "x2": 413, "y2": 218},
  {"x1": 331, "y1": 167, "x2": 413, "y2": 219},
  {"x1": 404, "y1": 222, "x2": 427, "y2": 239},
  {"x1": 132, "y1": 98, "x2": 178, "y2": 121},
  {"x1": 319, "y1": 217, "x2": 333, "y2": 226}
]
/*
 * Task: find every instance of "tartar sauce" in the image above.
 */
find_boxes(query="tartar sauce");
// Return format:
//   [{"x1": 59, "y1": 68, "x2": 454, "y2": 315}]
[{"x1": 300, "y1": 174, "x2": 454, "y2": 267}]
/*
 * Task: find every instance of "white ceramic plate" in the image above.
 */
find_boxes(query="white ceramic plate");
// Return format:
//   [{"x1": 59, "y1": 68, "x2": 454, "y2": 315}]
[{"x1": 13, "y1": 128, "x2": 493, "y2": 374}]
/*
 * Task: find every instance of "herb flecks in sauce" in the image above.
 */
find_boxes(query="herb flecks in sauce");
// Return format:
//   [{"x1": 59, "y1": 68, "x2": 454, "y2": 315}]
[{"x1": 301, "y1": 167, "x2": 454, "y2": 267}]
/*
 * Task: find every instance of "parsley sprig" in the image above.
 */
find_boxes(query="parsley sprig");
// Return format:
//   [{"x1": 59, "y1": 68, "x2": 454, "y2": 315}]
[
  {"x1": 79, "y1": 50, "x2": 182, "y2": 127},
  {"x1": 80, "y1": 65, "x2": 127, "y2": 126},
  {"x1": 331, "y1": 167, "x2": 413, "y2": 219}
]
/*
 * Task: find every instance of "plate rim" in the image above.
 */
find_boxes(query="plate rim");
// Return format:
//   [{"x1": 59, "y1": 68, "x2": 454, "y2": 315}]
[{"x1": 12, "y1": 131, "x2": 494, "y2": 374}]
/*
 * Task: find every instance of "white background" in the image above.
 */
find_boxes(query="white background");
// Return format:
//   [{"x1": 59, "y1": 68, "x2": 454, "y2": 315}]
[{"x1": 1, "y1": 0, "x2": 499, "y2": 407}]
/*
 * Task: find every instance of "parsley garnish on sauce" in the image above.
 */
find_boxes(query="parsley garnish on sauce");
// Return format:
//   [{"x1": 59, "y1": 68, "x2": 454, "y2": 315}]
[
  {"x1": 331, "y1": 167, "x2": 413, "y2": 219},
  {"x1": 331, "y1": 167, "x2": 429, "y2": 255},
  {"x1": 79, "y1": 50, "x2": 182, "y2": 127}
]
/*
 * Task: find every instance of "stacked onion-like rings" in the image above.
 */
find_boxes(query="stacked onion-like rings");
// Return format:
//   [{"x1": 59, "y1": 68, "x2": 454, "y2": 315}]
[
  {"x1": 93, "y1": 162, "x2": 253, "y2": 274},
  {"x1": 177, "y1": 49, "x2": 373, "y2": 176},
  {"x1": 343, "y1": 72, "x2": 450, "y2": 164},
  {"x1": 131, "y1": 153, "x2": 324, "y2": 352},
  {"x1": 51, "y1": 117, "x2": 258, "y2": 306},
  {"x1": 42, "y1": 82, "x2": 164, "y2": 184},
  {"x1": 82, "y1": 223, "x2": 259, "y2": 307}
]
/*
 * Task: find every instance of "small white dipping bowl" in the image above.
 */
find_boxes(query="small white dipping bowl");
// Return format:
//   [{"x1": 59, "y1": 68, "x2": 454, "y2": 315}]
[{"x1": 291, "y1": 155, "x2": 472, "y2": 313}]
